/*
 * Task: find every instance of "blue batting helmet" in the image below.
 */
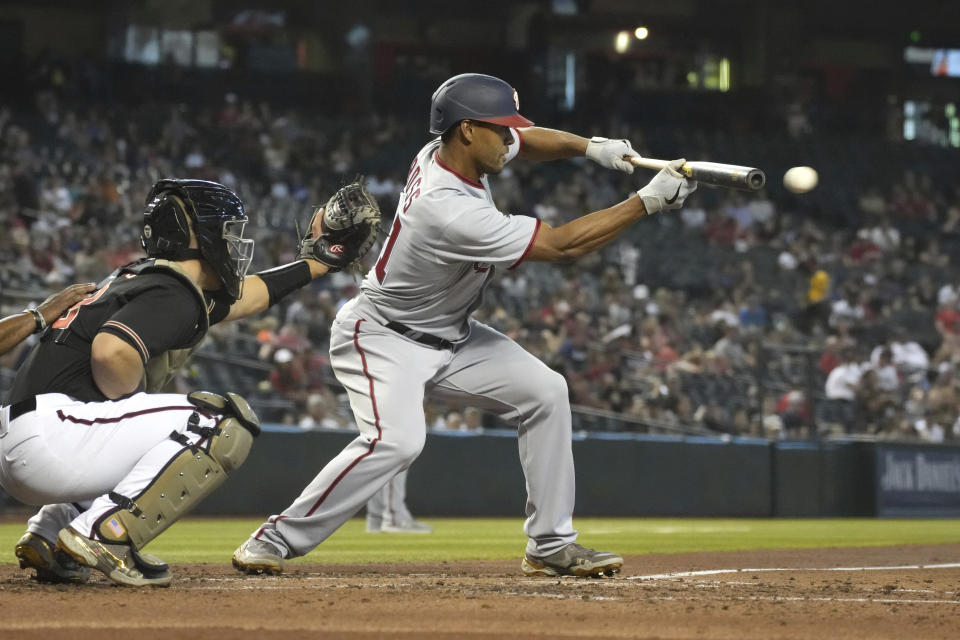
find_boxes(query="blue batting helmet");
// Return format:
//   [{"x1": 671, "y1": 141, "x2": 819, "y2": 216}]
[{"x1": 429, "y1": 73, "x2": 534, "y2": 135}]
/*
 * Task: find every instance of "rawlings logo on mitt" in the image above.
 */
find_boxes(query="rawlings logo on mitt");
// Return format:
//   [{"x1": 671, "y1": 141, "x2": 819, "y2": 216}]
[{"x1": 298, "y1": 182, "x2": 382, "y2": 272}]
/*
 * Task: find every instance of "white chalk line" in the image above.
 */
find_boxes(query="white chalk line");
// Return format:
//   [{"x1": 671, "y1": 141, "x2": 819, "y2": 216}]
[
  {"x1": 646, "y1": 595, "x2": 960, "y2": 605},
  {"x1": 185, "y1": 562, "x2": 960, "y2": 589},
  {"x1": 628, "y1": 562, "x2": 960, "y2": 581},
  {"x1": 155, "y1": 562, "x2": 960, "y2": 603},
  {"x1": 690, "y1": 582, "x2": 952, "y2": 595},
  {"x1": 510, "y1": 594, "x2": 960, "y2": 605}
]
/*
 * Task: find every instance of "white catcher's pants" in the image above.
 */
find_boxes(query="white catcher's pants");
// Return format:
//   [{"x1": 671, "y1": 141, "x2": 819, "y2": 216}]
[
  {"x1": 253, "y1": 295, "x2": 577, "y2": 557},
  {"x1": 0, "y1": 392, "x2": 219, "y2": 542}
]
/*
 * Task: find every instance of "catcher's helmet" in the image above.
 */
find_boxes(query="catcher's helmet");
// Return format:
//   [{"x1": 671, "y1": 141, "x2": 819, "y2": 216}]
[
  {"x1": 141, "y1": 179, "x2": 254, "y2": 301},
  {"x1": 429, "y1": 73, "x2": 534, "y2": 135}
]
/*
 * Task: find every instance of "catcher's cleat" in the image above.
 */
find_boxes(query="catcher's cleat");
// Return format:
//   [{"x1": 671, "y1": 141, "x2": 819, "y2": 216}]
[
  {"x1": 232, "y1": 538, "x2": 285, "y2": 575},
  {"x1": 521, "y1": 543, "x2": 623, "y2": 578},
  {"x1": 15, "y1": 532, "x2": 91, "y2": 584},
  {"x1": 56, "y1": 527, "x2": 172, "y2": 587}
]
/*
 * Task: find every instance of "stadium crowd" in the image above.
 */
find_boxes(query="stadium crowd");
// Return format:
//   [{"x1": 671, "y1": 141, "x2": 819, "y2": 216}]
[{"x1": 2, "y1": 68, "x2": 959, "y2": 443}]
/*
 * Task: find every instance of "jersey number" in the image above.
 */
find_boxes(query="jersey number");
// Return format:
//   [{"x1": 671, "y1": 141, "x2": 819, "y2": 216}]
[
  {"x1": 50, "y1": 278, "x2": 121, "y2": 329},
  {"x1": 374, "y1": 216, "x2": 402, "y2": 283},
  {"x1": 375, "y1": 160, "x2": 423, "y2": 283}
]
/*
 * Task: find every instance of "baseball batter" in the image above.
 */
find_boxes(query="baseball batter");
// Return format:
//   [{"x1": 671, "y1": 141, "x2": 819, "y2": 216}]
[
  {"x1": 233, "y1": 73, "x2": 696, "y2": 577},
  {"x1": 4, "y1": 179, "x2": 379, "y2": 586}
]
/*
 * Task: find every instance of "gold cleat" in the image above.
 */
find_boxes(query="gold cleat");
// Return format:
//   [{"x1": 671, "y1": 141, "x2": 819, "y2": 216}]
[
  {"x1": 56, "y1": 527, "x2": 172, "y2": 587},
  {"x1": 521, "y1": 543, "x2": 623, "y2": 578}
]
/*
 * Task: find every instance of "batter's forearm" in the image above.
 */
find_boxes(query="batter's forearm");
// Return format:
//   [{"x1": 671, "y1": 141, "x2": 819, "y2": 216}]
[
  {"x1": 0, "y1": 312, "x2": 38, "y2": 357},
  {"x1": 559, "y1": 196, "x2": 648, "y2": 256},
  {"x1": 529, "y1": 196, "x2": 648, "y2": 262},
  {"x1": 516, "y1": 127, "x2": 589, "y2": 162}
]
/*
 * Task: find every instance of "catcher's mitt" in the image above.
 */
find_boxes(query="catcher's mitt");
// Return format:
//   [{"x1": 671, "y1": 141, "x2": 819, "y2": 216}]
[{"x1": 298, "y1": 182, "x2": 382, "y2": 272}]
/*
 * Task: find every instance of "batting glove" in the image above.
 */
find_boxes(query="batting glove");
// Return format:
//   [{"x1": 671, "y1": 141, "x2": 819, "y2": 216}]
[
  {"x1": 636, "y1": 158, "x2": 698, "y2": 214},
  {"x1": 585, "y1": 136, "x2": 637, "y2": 174}
]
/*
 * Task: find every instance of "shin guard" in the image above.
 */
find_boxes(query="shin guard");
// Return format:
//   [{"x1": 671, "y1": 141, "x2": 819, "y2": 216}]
[{"x1": 96, "y1": 395, "x2": 259, "y2": 549}]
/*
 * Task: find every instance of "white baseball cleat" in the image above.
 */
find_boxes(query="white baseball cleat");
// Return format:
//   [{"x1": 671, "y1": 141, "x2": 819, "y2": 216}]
[
  {"x1": 232, "y1": 538, "x2": 285, "y2": 575},
  {"x1": 381, "y1": 519, "x2": 433, "y2": 534}
]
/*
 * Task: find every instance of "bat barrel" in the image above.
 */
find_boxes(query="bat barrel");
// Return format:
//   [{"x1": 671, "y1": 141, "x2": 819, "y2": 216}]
[
  {"x1": 626, "y1": 156, "x2": 766, "y2": 191},
  {"x1": 685, "y1": 161, "x2": 766, "y2": 191}
]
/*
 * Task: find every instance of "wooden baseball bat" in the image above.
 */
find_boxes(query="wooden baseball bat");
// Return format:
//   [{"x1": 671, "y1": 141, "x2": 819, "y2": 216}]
[{"x1": 627, "y1": 156, "x2": 766, "y2": 191}]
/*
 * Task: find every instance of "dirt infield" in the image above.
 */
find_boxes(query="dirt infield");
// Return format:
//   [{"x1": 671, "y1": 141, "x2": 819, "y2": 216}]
[{"x1": 2, "y1": 544, "x2": 959, "y2": 639}]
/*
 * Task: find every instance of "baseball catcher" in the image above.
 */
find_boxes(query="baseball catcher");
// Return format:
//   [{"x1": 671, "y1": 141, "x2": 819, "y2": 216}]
[{"x1": 5, "y1": 179, "x2": 379, "y2": 587}]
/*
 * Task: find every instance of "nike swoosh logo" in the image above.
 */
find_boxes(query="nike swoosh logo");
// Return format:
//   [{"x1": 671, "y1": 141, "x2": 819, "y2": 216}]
[{"x1": 665, "y1": 184, "x2": 682, "y2": 205}]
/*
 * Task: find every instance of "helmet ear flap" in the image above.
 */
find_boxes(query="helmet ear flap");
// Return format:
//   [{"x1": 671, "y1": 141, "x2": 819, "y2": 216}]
[{"x1": 142, "y1": 193, "x2": 192, "y2": 257}]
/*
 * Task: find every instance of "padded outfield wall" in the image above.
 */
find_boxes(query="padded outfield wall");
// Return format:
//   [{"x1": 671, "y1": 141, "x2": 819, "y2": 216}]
[{"x1": 192, "y1": 427, "x2": 960, "y2": 518}]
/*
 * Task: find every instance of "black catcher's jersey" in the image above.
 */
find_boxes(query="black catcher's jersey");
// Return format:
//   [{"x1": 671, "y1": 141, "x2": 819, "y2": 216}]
[{"x1": 9, "y1": 259, "x2": 232, "y2": 403}]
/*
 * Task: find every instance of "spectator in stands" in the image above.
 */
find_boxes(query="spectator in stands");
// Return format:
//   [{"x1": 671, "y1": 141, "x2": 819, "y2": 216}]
[
  {"x1": 713, "y1": 324, "x2": 751, "y2": 370},
  {"x1": 267, "y1": 348, "x2": 308, "y2": 420},
  {"x1": 869, "y1": 348, "x2": 900, "y2": 392},
  {"x1": 871, "y1": 328, "x2": 929, "y2": 384},
  {"x1": 737, "y1": 294, "x2": 767, "y2": 333},
  {"x1": 444, "y1": 411, "x2": 463, "y2": 431},
  {"x1": 855, "y1": 367, "x2": 897, "y2": 433},
  {"x1": 935, "y1": 297, "x2": 960, "y2": 340},
  {"x1": 4, "y1": 59, "x2": 960, "y2": 442},
  {"x1": 253, "y1": 316, "x2": 280, "y2": 361},
  {"x1": 826, "y1": 347, "x2": 863, "y2": 401},
  {"x1": 829, "y1": 283, "x2": 865, "y2": 330},
  {"x1": 824, "y1": 347, "x2": 863, "y2": 432},
  {"x1": 776, "y1": 390, "x2": 811, "y2": 438},
  {"x1": 463, "y1": 407, "x2": 484, "y2": 431},
  {"x1": 298, "y1": 391, "x2": 345, "y2": 431},
  {"x1": 800, "y1": 260, "x2": 831, "y2": 334},
  {"x1": 818, "y1": 335, "x2": 842, "y2": 376}
]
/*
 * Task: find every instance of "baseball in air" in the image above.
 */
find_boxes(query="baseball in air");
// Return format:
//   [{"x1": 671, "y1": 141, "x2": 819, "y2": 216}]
[{"x1": 783, "y1": 166, "x2": 818, "y2": 194}]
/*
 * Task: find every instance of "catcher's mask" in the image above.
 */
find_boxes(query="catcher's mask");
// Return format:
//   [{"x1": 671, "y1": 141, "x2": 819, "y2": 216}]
[{"x1": 142, "y1": 179, "x2": 254, "y2": 301}]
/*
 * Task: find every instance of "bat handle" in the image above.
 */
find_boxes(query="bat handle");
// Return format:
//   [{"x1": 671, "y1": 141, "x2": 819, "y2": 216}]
[{"x1": 625, "y1": 156, "x2": 692, "y2": 177}]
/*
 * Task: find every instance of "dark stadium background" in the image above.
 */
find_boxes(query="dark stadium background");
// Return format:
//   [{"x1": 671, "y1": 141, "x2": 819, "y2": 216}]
[{"x1": 1, "y1": 0, "x2": 959, "y2": 516}]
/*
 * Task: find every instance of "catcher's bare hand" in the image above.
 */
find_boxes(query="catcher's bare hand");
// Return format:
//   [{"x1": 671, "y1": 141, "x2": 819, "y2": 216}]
[
  {"x1": 298, "y1": 182, "x2": 382, "y2": 272},
  {"x1": 310, "y1": 206, "x2": 326, "y2": 237},
  {"x1": 38, "y1": 282, "x2": 97, "y2": 325}
]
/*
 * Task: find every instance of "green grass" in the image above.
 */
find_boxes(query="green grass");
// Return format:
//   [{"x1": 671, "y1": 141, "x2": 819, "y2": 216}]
[{"x1": 2, "y1": 517, "x2": 958, "y2": 565}]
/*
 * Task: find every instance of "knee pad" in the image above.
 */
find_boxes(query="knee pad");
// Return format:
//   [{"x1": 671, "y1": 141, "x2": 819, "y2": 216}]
[
  {"x1": 96, "y1": 393, "x2": 259, "y2": 549},
  {"x1": 188, "y1": 390, "x2": 261, "y2": 436}
]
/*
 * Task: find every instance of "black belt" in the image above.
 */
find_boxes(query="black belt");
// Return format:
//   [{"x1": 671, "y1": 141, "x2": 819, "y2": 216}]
[
  {"x1": 9, "y1": 397, "x2": 37, "y2": 422},
  {"x1": 385, "y1": 321, "x2": 454, "y2": 350}
]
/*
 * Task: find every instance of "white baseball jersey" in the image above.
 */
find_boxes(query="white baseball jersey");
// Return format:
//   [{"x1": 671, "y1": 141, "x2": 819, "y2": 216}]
[{"x1": 362, "y1": 130, "x2": 540, "y2": 341}]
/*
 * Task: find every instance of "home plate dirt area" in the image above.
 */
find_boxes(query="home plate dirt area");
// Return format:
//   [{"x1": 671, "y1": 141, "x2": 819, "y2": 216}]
[{"x1": 1, "y1": 545, "x2": 959, "y2": 640}]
